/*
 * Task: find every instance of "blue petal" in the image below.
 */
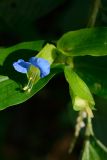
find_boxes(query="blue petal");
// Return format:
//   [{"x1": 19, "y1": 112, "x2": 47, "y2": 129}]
[
  {"x1": 29, "y1": 57, "x2": 50, "y2": 78},
  {"x1": 13, "y1": 59, "x2": 31, "y2": 73}
]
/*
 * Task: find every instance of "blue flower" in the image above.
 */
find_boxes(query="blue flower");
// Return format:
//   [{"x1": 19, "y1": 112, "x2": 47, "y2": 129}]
[{"x1": 13, "y1": 57, "x2": 50, "y2": 78}]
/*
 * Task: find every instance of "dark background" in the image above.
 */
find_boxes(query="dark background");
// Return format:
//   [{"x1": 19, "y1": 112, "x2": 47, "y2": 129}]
[{"x1": 0, "y1": 0, "x2": 107, "y2": 159}]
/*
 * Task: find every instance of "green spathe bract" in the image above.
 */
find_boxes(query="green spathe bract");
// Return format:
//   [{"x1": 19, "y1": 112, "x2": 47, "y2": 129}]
[
  {"x1": 64, "y1": 66, "x2": 95, "y2": 112},
  {"x1": 36, "y1": 43, "x2": 57, "y2": 64}
]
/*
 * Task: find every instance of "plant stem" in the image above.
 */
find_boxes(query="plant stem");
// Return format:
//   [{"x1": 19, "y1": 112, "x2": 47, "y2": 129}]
[
  {"x1": 85, "y1": 117, "x2": 94, "y2": 137},
  {"x1": 68, "y1": 111, "x2": 86, "y2": 153},
  {"x1": 87, "y1": 0, "x2": 101, "y2": 27}
]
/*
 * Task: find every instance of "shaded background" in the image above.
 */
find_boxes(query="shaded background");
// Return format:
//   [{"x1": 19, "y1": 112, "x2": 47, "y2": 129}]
[{"x1": 0, "y1": 0, "x2": 107, "y2": 159}]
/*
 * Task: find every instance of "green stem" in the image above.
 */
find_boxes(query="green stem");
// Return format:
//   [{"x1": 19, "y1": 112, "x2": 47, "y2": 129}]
[
  {"x1": 85, "y1": 117, "x2": 94, "y2": 137},
  {"x1": 68, "y1": 136, "x2": 78, "y2": 154},
  {"x1": 87, "y1": 0, "x2": 101, "y2": 27}
]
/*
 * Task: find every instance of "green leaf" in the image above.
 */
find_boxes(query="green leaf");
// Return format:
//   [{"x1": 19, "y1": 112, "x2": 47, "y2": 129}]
[
  {"x1": 0, "y1": 40, "x2": 44, "y2": 65},
  {"x1": 82, "y1": 136, "x2": 107, "y2": 160},
  {"x1": 64, "y1": 66, "x2": 95, "y2": 112},
  {"x1": 57, "y1": 27, "x2": 107, "y2": 57},
  {"x1": 0, "y1": 65, "x2": 63, "y2": 110}
]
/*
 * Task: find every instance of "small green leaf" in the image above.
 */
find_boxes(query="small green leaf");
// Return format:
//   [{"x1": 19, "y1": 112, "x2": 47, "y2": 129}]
[
  {"x1": 82, "y1": 136, "x2": 107, "y2": 160},
  {"x1": 64, "y1": 66, "x2": 95, "y2": 112},
  {"x1": 57, "y1": 27, "x2": 107, "y2": 57}
]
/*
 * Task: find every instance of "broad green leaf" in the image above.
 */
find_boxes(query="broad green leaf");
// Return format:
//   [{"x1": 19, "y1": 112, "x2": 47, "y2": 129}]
[
  {"x1": 0, "y1": 40, "x2": 44, "y2": 65},
  {"x1": 57, "y1": 27, "x2": 107, "y2": 57},
  {"x1": 0, "y1": 65, "x2": 63, "y2": 110},
  {"x1": 82, "y1": 136, "x2": 107, "y2": 160},
  {"x1": 64, "y1": 66, "x2": 95, "y2": 112}
]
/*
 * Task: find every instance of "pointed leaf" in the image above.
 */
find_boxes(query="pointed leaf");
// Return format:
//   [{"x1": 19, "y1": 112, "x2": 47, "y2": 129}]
[{"x1": 57, "y1": 27, "x2": 107, "y2": 57}]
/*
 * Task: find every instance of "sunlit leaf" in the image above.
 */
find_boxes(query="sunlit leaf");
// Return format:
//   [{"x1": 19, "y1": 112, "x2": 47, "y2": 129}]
[{"x1": 57, "y1": 27, "x2": 107, "y2": 57}]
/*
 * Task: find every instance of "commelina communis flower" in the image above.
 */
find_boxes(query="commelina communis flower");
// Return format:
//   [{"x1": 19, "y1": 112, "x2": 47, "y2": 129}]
[{"x1": 13, "y1": 57, "x2": 50, "y2": 91}]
